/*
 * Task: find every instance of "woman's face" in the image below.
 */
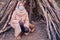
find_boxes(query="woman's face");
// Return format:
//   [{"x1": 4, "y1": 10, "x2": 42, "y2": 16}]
[{"x1": 18, "y1": 2, "x2": 25, "y2": 10}]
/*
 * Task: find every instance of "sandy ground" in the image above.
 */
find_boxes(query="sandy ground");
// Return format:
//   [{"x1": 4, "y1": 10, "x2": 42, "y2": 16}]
[{"x1": 0, "y1": 21, "x2": 49, "y2": 40}]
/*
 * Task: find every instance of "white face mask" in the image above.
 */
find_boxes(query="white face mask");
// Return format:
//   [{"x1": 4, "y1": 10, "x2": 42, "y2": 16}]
[{"x1": 18, "y1": 6, "x2": 24, "y2": 11}]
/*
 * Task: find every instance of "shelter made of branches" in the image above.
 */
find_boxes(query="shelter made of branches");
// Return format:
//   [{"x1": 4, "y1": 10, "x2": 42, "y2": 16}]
[{"x1": 0, "y1": 0, "x2": 60, "y2": 40}]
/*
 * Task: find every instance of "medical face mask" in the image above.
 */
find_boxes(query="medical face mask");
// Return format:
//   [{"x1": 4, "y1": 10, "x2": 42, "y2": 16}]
[{"x1": 18, "y1": 6, "x2": 25, "y2": 11}]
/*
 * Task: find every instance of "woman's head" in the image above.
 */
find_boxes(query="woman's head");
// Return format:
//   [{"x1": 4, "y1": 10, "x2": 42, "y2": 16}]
[
  {"x1": 16, "y1": 1, "x2": 26, "y2": 10},
  {"x1": 17, "y1": 1, "x2": 26, "y2": 6}
]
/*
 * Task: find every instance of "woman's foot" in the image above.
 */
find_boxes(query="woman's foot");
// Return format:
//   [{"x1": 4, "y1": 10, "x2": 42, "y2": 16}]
[
  {"x1": 29, "y1": 23, "x2": 35, "y2": 33},
  {"x1": 16, "y1": 35, "x2": 21, "y2": 40}
]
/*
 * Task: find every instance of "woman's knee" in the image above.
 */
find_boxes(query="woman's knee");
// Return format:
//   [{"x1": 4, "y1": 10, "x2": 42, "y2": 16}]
[{"x1": 14, "y1": 28, "x2": 21, "y2": 37}]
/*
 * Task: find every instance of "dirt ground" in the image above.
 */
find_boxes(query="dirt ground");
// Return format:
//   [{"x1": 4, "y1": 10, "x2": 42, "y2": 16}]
[{"x1": 0, "y1": 21, "x2": 49, "y2": 40}]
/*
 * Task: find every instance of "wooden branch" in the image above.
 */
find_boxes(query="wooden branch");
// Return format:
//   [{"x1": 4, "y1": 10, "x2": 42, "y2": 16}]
[
  {"x1": 2, "y1": 1, "x2": 17, "y2": 29},
  {"x1": 37, "y1": 0, "x2": 60, "y2": 40},
  {"x1": 49, "y1": 0, "x2": 60, "y2": 11},
  {"x1": 48, "y1": 13, "x2": 57, "y2": 40},
  {"x1": 0, "y1": 1, "x2": 17, "y2": 33},
  {"x1": 0, "y1": 0, "x2": 11, "y2": 12},
  {"x1": 0, "y1": 0, "x2": 11, "y2": 22},
  {"x1": 0, "y1": 2, "x2": 6, "y2": 12},
  {"x1": 37, "y1": 0, "x2": 51, "y2": 40},
  {"x1": 48, "y1": 13, "x2": 60, "y2": 38},
  {"x1": 43, "y1": 0, "x2": 59, "y2": 23},
  {"x1": 48, "y1": 0, "x2": 60, "y2": 21},
  {"x1": 29, "y1": 0, "x2": 33, "y2": 22}
]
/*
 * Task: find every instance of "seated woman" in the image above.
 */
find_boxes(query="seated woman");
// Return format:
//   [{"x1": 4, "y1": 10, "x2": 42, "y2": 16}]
[{"x1": 9, "y1": 1, "x2": 35, "y2": 40}]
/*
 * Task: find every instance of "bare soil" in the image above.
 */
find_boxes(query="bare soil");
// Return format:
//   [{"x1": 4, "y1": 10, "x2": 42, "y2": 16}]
[{"x1": 0, "y1": 21, "x2": 49, "y2": 40}]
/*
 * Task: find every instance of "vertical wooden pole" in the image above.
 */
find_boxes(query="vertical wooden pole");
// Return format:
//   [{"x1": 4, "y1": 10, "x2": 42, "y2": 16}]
[{"x1": 29, "y1": 0, "x2": 32, "y2": 22}]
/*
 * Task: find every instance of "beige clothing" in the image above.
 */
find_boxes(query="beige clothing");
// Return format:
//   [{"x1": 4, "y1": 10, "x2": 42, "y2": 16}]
[
  {"x1": 9, "y1": 8, "x2": 29, "y2": 27},
  {"x1": 9, "y1": 1, "x2": 29, "y2": 37}
]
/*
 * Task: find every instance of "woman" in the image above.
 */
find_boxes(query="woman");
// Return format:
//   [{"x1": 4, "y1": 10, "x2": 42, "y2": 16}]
[{"x1": 9, "y1": 1, "x2": 35, "y2": 40}]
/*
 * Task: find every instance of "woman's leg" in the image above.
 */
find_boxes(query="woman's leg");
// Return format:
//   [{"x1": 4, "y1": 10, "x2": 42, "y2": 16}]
[{"x1": 10, "y1": 21, "x2": 21, "y2": 40}]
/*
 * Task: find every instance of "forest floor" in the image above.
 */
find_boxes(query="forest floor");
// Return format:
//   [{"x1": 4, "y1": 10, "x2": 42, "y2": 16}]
[{"x1": 0, "y1": 21, "x2": 49, "y2": 40}]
